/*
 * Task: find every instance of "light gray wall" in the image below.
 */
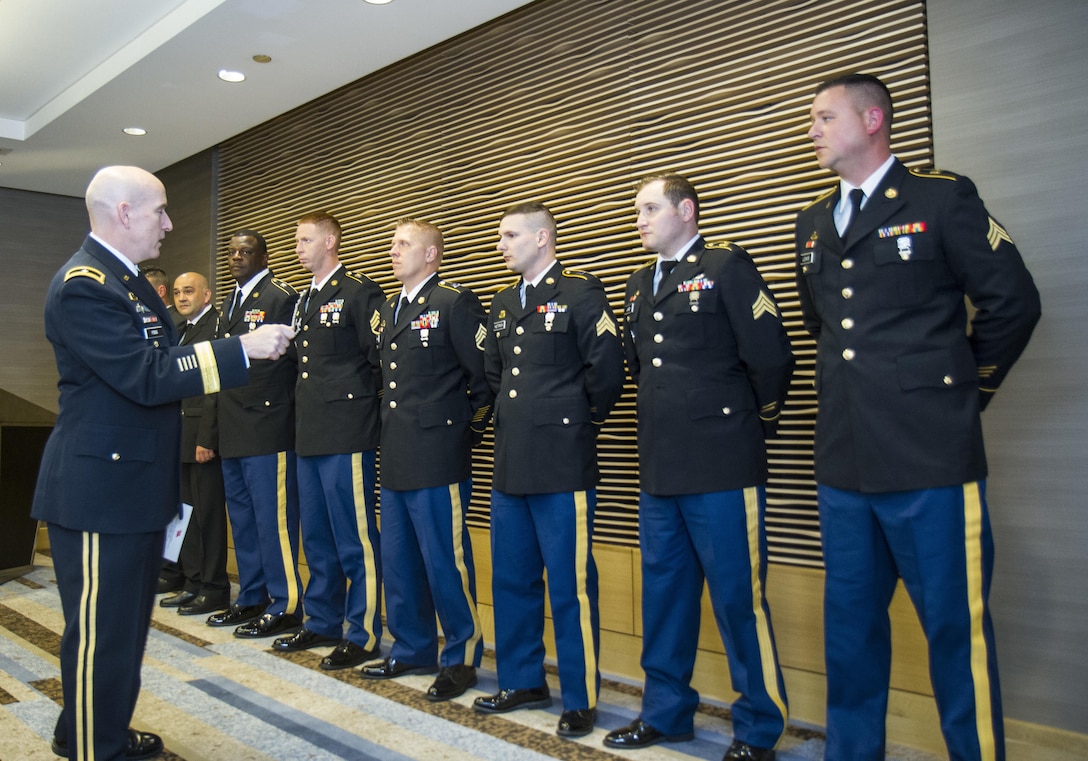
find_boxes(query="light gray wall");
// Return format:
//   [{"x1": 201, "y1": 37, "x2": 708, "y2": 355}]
[{"x1": 929, "y1": 0, "x2": 1088, "y2": 733}]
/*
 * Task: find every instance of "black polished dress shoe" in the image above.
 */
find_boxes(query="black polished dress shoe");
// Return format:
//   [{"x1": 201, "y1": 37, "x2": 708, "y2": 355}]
[
  {"x1": 158, "y1": 590, "x2": 196, "y2": 608},
  {"x1": 722, "y1": 739, "x2": 776, "y2": 760},
  {"x1": 206, "y1": 602, "x2": 268, "y2": 627},
  {"x1": 472, "y1": 686, "x2": 552, "y2": 714},
  {"x1": 557, "y1": 708, "x2": 596, "y2": 737},
  {"x1": 359, "y1": 656, "x2": 437, "y2": 680},
  {"x1": 233, "y1": 612, "x2": 302, "y2": 638},
  {"x1": 426, "y1": 664, "x2": 477, "y2": 701},
  {"x1": 178, "y1": 591, "x2": 230, "y2": 616},
  {"x1": 52, "y1": 729, "x2": 164, "y2": 759},
  {"x1": 322, "y1": 641, "x2": 379, "y2": 670},
  {"x1": 272, "y1": 628, "x2": 340, "y2": 652},
  {"x1": 157, "y1": 576, "x2": 184, "y2": 594},
  {"x1": 602, "y1": 718, "x2": 694, "y2": 748}
]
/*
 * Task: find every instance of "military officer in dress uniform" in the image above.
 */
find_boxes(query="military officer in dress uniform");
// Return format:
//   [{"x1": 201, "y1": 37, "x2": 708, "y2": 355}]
[
  {"x1": 32, "y1": 166, "x2": 293, "y2": 761},
  {"x1": 604, "y1": 174, "x2": 793, "y2": 761},
  {"x1": 207, "y1": 230, "x2": 306, "y2": 638},
  {"x1": 163, "y1": 272, "x2": 230, "y2": 616},
  {"x1": 272, "y1": 212, "x2": 385, "y2": 670},
  {"x1": 472, "y1": 202, "x2": 624, "y2": 738},
  {"x1": 360, "y1": 218, "x2": 492, "y2": 701},
  {"x1": 796, "y1": 73, "x2": 1040, "y2": 761}
]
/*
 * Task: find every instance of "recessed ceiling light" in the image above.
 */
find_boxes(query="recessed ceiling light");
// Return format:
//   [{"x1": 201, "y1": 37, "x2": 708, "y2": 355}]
[
  {"x1": 364, "y1": 0, "x2": 394, "y2": 5},
  {"x1": 123, "y1": 127, "x2": 147, "y2": 136},
  {"x1": 218, "y1": 69, "x2": 246, "y2": 83}
]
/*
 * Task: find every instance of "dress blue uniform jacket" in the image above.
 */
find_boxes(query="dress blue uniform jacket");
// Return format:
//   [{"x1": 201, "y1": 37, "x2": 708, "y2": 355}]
[
  {"x1": 486, "y1": 261, "x2": 625, "y2": 494},
  {"x1": 294, "y1": 265, "x2": 384, "y2": 456},
  {"x1": 217, "y1": 272, "x2": 298, "y2": 458},
  {"x1": 377, "y1": 276, "x2": 493, "y2": 490},
  {"x1": 32, "y1": 237, "x2": 250, "y2": 532},
  {"x1": 794, "y1": 159, "x2": 1041, "y2": 492},
  {"x1": 622, "y1": 237, "x2": 794, "y2": 496}
]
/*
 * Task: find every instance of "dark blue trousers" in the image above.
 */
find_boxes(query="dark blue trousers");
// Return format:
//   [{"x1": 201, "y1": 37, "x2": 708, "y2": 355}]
[
  {"x1": 50, "y1": 524, "x2": 162, "y2": 761},
  {"x1": 380, "y1": 480, "x2": 482, "y2": 667}
]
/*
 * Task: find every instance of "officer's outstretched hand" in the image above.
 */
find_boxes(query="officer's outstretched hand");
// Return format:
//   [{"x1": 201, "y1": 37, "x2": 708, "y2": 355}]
[{"x1": 239, "y1": 324, "x2": 296, "y2": 360}]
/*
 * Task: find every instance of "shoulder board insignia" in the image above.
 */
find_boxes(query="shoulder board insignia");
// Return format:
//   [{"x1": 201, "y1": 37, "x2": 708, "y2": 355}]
[
  {"x1": 909, "y1": 167, "x2": 957, "y2": 181},
  {"x1": 499, "y1": 280, "x2": 519, "y2": 293},
  {"x1": 64, "y1": 266, "x2": 106, "y2": 284},
  {"x1": 705, "y1": 241, "x2": 736, "y2": 250},
  {"x1": 561, "y1": 269, "x2": 589, "y2": 280},
  {"x1": 438, "y1": 280, "x2": 464, "y2": 292},
  {"x1": 271, "y1": 278, "x2": 296, "y2": 295},
  {"x1": 345, "y1": 271, "x2": 364, "y2": 284},
  {"x1": 636, "y1": 261, "x2": 656, "y2": 275},
  {"x1": 801, "y1": 187, "x2": 837, "y2": 211}
]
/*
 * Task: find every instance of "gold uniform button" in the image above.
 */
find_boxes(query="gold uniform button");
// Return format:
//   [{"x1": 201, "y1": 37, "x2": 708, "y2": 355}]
[
  {"x1": 224, "y1": 331, "x2": 231, "y2": 337},
  {"x1": 841, "y1": 287, "x2": 854, "y2": 299},
  {"x1": 562, "y1": 417, "x2": 570, "y2": 425},
  {"x1": 842, "y1": 258, "x2": 855, "y2": 270},
  {"x1": 390, "y1": 342, "x2": 398, "y2": 351},
  {"x1": 721, "y1": 407, "x2": 731, "y2": 415},
  {"x1": 511, "y1": 367, "x2": 520, "y2": 376},
  {"x1": 513, "y1": 346, "x2": 522, "y2": 355},
  {"x1": 509, "y1": 389, "x2": 518, "y2": 399},
  {"x1": 389, "y1": 381, "x2": 397, "y2": 389},
  {"x1": 842, "y1": 348, "x2": 856, "y2": 361},
  {"x1": 302, "y1": 356, "x2": 308, "y2": 363},
  {"x1": 943, "y1": 375, "x2": 954, "y2": 385},
  {"x1": 302, "y1": 340, "x2": 309, "y2": 348},
  {"x1": 303, "y1": 324, "x2": 309, "y2": 331},
  {"x1": 652, "y1": 358, "x2": 663, "y2": 367},
  {"x1": 347, "y1": 393, "x2": 354, "y2": 400},
  {"x1": 653, "y1": 334, "x2": 664, "y2": 343},
  {"x1": 841, "y1": 318, "x2": 855, "y2": 330},
  {"x1": 516, "y1": 326, "x2": 525, "y2": 335},
  {"x1": 111, "y1": 452, "x2": 121, "y2": 461},
  {"x1": 302, "y1": 372, "x2": 309, "y2": 379},
  {"x1": 389, "y1": 361, "x2": 397, "y2": 370},
  {"x1": 389, "y1": 401, "x2": 398, "y2": 409},
  {"x1": 446, "y1": 419, "x2": 453, "y2": 426},
  {"x1": 653, "y1": 311, "x2": 664, "y2": 321},
  {"x1": 264, "y1": 401, "x2": 271, "y2": 407}
]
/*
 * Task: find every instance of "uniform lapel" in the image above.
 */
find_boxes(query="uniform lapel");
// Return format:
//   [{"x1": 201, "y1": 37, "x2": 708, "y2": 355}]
[
  {"x1": 652, "y1": 237, "x2": 704, "y2": 305},
  {"x1": 844, "y1": 160, "x2": 908, "y2": 249},
  {"x1": 390, "y1": 275, "x2": 439, "y2": 338}
]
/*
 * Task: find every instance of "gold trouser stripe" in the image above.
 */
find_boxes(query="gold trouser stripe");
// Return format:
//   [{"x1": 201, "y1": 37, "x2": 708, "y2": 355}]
[
  {"x1": 352, "y1": 453, "x2": 380, "y2": 645},
  {"x1": 744, "y1": 486, "x2": 788, "y2": 733},
  {"x1": 276, "y1": 452, "x2": 300, "y2": 611},
  {"x1": 448, "y1": 483, "x2": 483, "y2": 662},
  {"x1": 964, "y1": 481, "x2": 997, "y2": 761},
  {"x1": 193, "y1": 341, "x2": 222, "y2": 394},
  {"x1": 573, "y1": 490, "x2": 598, "y2": 709},
  {"x1": 76, "y1": 532, "x2": 100, "y2": 761}
]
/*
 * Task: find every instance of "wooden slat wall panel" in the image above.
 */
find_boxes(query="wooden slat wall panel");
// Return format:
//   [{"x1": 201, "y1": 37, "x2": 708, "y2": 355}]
[{"x1": 216, "y1": 0, "x2": 932, "y2": 566}]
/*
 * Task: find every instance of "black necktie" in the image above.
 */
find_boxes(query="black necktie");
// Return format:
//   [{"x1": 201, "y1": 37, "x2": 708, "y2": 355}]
[
  {"x1": 230, "y1": 289, "x2": 243, "y2": 319},
  {"x1": 395, "y1": 295, "x2": 409, "y2": 324},
  {"x1": 841, "y1": 188, "x2": 866, "y2": 240},
  {"x1": 520, "y1": 283, "x2": 533, "y2": 308},
  {"x1": 655, "y1": 260, "x2": 677, "y2": 295}
]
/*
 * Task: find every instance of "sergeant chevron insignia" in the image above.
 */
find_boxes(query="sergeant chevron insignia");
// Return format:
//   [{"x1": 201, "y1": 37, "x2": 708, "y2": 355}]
[
  {"x1": 987, "y1": 217, "x2": 1014, "y2": 250},
  {"x1": 596, "y1": 309, "x2": 617, "y2": 337},
  {"x1": 475, "y1": 323, "x2": 487, "y2": 351},
  {"x1": 370, "y1": 309, "x2": 382, "y2": 334},
  {"x1": 752, "y1": 291, "x2": 778, "y2": 320}
]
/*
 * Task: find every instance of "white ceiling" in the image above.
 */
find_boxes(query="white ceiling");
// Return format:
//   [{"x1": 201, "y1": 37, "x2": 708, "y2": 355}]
[{"x1": 0, "y1": 0, "x2": 533, "y2": 198}]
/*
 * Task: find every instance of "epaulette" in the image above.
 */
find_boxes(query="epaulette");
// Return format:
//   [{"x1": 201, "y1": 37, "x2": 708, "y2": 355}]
[
  {"x1": 801, "y1": 187, "x2": 837, "y2": 211},
  {"x1": 635, "y1": 260, "x2": 656, "y2": 275},
  {"x1": 498, "y1": 279, "x2": 519, "y2": 293},
  {"x1": 344, "y1": 271, "x2": 365, "y2": 284},
  {"x1": 561, "y1": 269, "x2": 589, "y2": 280},
  {"x1": 64, "y1": 266, "x2": 106, "y2": 285},
  {"x1": 705, "y1": 241, "x2": 738, "y2": 250},
  {"x1": 909, "y1": 167, "x2": 958, "y2": 181},
  {"x1": 438, "y1": 279, "x2": 465, "y2": 292},
  {"x1": 270, "y1": 277, "x2": 296, "y2": 295}
]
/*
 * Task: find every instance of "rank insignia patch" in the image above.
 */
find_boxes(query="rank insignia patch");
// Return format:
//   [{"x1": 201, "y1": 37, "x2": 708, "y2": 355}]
[{"x1": 752, "y1": 291, "x2": 778, "y2": 320}]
